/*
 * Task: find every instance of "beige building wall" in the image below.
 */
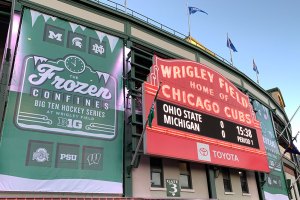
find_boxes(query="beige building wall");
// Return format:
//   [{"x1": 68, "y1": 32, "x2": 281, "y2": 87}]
[
  {"x1": 215, "y1": 169, "x2": 260, "y2": 200},
  {"x1": 279, "y1": 145, "x2": 292, "y2": 160},
  {"x1": 269, "y1": 90, "x2": 285, "y2": 109},
  {"x1": 131, "y1": 26, "x2": 196, "y2": 61},
  {"x1": 285, "y1": 172, "x2": 299, "y2": 200},
  {"x1": 284, "y1": 166, "x2": 300, "y2": 200},
  {"x1": 132, "y1": 156, "x2": 210, "y2": 199},
  {"x1": 29, "y1": 0, "x2": 125, "y2": 33}
]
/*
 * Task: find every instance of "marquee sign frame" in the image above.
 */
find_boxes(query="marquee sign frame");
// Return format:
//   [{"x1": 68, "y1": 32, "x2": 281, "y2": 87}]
[{"x1": 143, "y1": 56, "x2": 269, "y2": 172}]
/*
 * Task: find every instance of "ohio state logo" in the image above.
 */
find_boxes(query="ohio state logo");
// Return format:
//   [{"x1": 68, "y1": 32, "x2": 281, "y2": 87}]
[{"x1": 32, "y1": 148, "x2": 49, "y2": 163}]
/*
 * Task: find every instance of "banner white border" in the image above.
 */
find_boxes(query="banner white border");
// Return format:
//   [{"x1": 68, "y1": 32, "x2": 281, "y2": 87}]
[{"x1": 0, "y1": 174, "x2": 122, "y2": 193}]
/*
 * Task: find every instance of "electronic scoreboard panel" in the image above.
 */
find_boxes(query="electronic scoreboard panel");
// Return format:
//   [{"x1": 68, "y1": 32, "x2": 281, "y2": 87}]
[{"x1": 157, "y1": 100, "x2": 259, "y2": 149}]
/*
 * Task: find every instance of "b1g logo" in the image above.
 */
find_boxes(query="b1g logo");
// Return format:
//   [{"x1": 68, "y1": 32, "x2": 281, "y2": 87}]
[{"x1": 16, "y1": 55, "x2": 117, "y2": 139}]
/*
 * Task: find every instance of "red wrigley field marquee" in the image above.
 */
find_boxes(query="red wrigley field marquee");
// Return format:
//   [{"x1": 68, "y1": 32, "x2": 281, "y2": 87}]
[{"x1": 143, "y1": 56, "x2": 269, "y2": 172}]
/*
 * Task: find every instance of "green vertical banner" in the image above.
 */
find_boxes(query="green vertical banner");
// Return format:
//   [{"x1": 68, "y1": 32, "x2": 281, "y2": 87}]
[
  {"x1": 0, "y1": 8, "x2": 124, "y2": 193},
  {"x1": 253, "y1": 101, "x2": 288, "y2": 200}
]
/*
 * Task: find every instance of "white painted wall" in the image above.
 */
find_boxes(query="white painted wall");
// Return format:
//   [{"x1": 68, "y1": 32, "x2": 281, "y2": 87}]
[
  {"x1": 215, "y1": 169, "x2": 260, "y2": 200},
  {"x1": 132, "y1": 156, "x2": 210, "y2": 199}
]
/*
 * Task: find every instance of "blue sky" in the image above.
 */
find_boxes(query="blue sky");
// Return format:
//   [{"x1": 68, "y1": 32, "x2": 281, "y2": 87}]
[{"x1": 109, "y1": 0, "x2": 300, "y2": 146}]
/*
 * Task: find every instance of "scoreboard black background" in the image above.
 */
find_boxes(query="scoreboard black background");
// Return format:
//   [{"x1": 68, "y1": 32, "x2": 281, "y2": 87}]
[{"x1": 156, "y1": 99, "x2": 259, "y2": 149}]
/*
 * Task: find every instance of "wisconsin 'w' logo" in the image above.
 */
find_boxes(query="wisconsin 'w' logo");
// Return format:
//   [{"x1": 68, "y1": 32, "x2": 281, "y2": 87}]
[{"x1": 87, "y1": 153, "x2": 101, "y2": 166}]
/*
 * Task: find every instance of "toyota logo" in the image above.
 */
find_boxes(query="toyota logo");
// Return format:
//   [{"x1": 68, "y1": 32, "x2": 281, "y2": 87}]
[{"x1": 199, "y1": 147, "x2": 208, "y2": 156}]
